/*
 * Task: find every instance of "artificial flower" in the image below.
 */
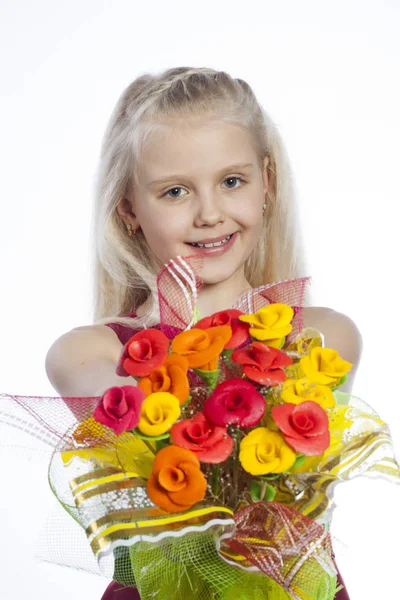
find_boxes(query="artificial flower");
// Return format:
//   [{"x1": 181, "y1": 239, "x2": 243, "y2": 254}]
[
  {"x1": 138, "y1": 354, "x2": 190, "y2": 405},
  {"x1": 170, "y1": 325, "x2": 232, "y2": 370},
  {"x1": 195, "y1": 309, "x2": 250, "y2": 349},
  {"x1": 239, "y1": 303, "x2": 294, "y2": 346},
  {"x1": 232, "y1": 342, "x2": 292, "y2": 386},
  {"x1": 116, "y1": 329, "x2": 169, "y2": 377},
  {"x1": 147, "y1": 445, "x2": 207, "y2": 513},
  {"x1": 281, "y1": 378, "x2": 335, "y2": 409},
  {"x1": 299, "y1": 347, "x2": 352, "y2": 386},
  {"x1": 171, "y1": 412, "x2": 234, "y2": 463},
  {"x1": 204, "y1": 379, "x2": 266, "y2": 428},
  {"x1": 138, "y1": 392, "x2": 180, "y2": 437},
  {"x1": 93, "y1": 385, "x2": 145, "y2": 436},
  {"x1": 271, "y1": 401, "x2": 330, "y2": 455},
  {"x1": 239, "y1": 427, "x2": 297, "y2": 475}
]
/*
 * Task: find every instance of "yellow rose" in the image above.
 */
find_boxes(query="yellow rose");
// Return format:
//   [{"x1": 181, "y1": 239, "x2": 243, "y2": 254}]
[
  {"x1": 281, "y1": 378, "x2": 336, "y2": 409},
  {"x1": 300, "y1": 347, "x2": 352, "y2": 386},
  {"x1": 138, "y1": 392, "x2": 180, "y2": 437},
  {"x1": 239, "y1": 427, "x2": 296, "y2": 475},
  {"x1": 239, "y1": 303, "x2": 294, "y2": 346}
]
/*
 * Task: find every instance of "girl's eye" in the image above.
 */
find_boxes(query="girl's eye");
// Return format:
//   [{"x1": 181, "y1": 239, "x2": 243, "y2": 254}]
[
  {"x1": 165, "y1": 187, "x2": 186, "y2": 199},
  {"x1": 163, "y1": 177, "x2": 244, "y2": 199},
  {"x1": 222, "y1": 176, "x2": 244, "y2": 189}
]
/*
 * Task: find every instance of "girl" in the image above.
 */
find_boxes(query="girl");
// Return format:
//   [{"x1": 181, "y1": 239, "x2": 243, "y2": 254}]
[{"x1": 45, "y1": 66, "x2": 359, "y2": 599}]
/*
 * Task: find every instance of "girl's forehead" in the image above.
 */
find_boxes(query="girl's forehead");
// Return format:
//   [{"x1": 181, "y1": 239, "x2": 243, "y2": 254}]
[{"x1": 136, "y1": 120, "x2": 258, "y2": 184}]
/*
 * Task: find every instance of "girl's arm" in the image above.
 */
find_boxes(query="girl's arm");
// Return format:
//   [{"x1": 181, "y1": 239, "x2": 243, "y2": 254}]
[
  {"x1": 45, "y1": 325, "x2": 132, "y2": 398},
  {"x1": 302, "y1": 307, "x2": 363, "y2": 394}
]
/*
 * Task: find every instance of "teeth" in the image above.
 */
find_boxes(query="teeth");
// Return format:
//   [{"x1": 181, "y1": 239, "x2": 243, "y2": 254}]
[{"x1": 191, "y1": 235, "x2": 232, "y2": 248}]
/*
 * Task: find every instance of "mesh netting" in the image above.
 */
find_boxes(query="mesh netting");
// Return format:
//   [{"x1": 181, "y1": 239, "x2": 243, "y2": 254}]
[
  {"x1": 156, "y1": 256, "x2": 309, "y2": 342},
  {"x1": 1, "y1": 387, "x2": 398, "y2": 598},
  {"x1": 157, "y1": 255, "x2": 204, "y2": 333},
  {"x1": 129, "y1": 532, "x2": 296, "y2": 600},
  {"x1": 233, "y1": 276, "x2": 310, "y2": 343},
  {"x1": 1, "y1": 260, "x2": 400, "y2": 599},
  {"x1": 224, "y1": 502, "x2": 337, "y2": 599}
]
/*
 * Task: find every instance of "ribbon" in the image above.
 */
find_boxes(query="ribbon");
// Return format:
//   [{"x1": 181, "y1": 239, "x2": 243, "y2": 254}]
[
  {"x1": 156, "y1": 255, "x2": 310, "y2": 340},
  {"x1": 220, "y1": 502, "x2": 337, "y2": 600}
]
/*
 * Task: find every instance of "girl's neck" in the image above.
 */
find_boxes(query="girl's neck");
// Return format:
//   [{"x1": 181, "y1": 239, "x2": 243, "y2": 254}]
[
  {"x1": 135, "y1": 268, "x2": 252, "y2": 320},
  {"x1": 195, "y1": 273, "x2": 252, "y2": 317}
]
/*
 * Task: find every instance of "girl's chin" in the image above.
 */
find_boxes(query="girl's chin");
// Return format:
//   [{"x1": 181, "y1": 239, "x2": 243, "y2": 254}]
[{"x1": 194, "y1": 263, "x2": 243, "y2": 286}]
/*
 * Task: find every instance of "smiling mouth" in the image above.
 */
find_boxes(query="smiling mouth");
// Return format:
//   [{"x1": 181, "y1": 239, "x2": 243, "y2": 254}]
[{"x1": 186, "y1": 234, "x2": 233, "y2": 248}]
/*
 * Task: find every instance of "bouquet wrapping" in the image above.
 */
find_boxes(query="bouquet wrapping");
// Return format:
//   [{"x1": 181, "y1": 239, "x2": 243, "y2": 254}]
[{"x1": 1, "y1": 256, "x2": 399, "y2": 600}]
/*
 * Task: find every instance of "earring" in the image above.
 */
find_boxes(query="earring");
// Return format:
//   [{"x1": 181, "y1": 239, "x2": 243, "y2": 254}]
[
  {"x1": 262, "y1": 202, "x2": 267, "y2": 214},
  {"x1": 126, "y1": 223, "x2": 136, "y2": 237}
]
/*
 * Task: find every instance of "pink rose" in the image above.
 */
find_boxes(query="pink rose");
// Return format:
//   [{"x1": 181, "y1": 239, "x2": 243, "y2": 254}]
[
  {"x1": 204, "y1": 379, "x2": 266, "y2": 428},
  {"x1": 94, "y1": 385, "x2": 145, "y2": 435},
  {"x1": 171, "y1": 412, "x2": 234, "y2": 463},
  {"x1": 271, "y1": 401, "x2": 330, "y2": 455}
]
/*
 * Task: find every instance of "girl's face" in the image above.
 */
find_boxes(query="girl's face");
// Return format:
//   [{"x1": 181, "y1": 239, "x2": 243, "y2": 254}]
[{"x1": 119, "y1": 119, "x2": 269, "y2": 286}]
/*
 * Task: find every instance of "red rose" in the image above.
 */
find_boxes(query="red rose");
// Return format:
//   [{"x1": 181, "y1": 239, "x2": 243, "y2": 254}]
[
  {"x1": 271, "y1": 401, "x2": 330, "y2": 455},
  {"x1": 195, "y1": 309, "x2": 250, "y2": 349},
  {"x1": 232, "y1": 342, "x2": 292, "y2": 386},
  {"x1": 94, "y1": 385, "x2": 145, "y2": 435},
  {"x1": 116, "y1": 329, "x2": 169, "y2": 377},
  {"x1": 204, "y1": 379, "x2": 266, "y2": 428},
  {"x1": 171, "y1": 412, "x2": 234, "y2": 463}
]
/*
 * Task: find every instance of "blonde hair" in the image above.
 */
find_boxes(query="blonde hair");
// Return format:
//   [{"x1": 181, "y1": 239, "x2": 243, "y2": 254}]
[{"x1": 91, "y1": 66, "x2": 308, "y2": 329}]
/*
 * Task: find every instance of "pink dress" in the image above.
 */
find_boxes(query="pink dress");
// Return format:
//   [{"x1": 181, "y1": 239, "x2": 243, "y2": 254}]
[{"x1": 101, "y1": 316, "x2": 351, "y2": 600}]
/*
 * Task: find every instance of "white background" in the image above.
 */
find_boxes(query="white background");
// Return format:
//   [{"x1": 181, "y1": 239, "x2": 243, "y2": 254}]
[{"x1": 1, "y1": 1, "x2": 399, "y2": 598}]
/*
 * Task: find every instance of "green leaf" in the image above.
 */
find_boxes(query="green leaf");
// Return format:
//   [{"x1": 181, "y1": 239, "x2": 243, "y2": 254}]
[
  {"x1": 332, "y1": 374, "x2": 347, "y2": 391},
  {"x1": 259, "y1": 473, "x2": 280, "y2": 481},
  {"x1": 221, "y1": 349, "x2": 234, "y2": 360},
  {"x1": 133, "y1": 429, "x2": 170, "y2": 441},
  {"x1": 250, "y1": 480, "x2": 262, "y2": 501},
  {"x1": 292, "y1": 454, "x2": 306, "y2": 470},
  {"x1": 193, "y1": 368, "x2": 220, "y2": 390},
  {"x1": 250, "y1": 480, "x2": 277, "y2": 502},
  {"x1": 263, "y1": 483, "x2": 277, "y2": 501}
]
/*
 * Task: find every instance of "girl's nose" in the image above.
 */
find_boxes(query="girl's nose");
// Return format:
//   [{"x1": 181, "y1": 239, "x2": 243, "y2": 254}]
[{"x1": 193, "y1": 194, "x2": 225, "y2": 227}]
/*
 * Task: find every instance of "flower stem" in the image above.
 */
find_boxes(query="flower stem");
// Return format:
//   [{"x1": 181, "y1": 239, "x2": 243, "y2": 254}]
[
  {"x1": 260, "y1": 480, "x2": 267, "y2": 501},
  {"x1": 141, "y1": 438, "x2": 157, "y2": 456},
  {"x1": 232, "y1": 428, "x2": 241, "y2": 509},
  {"x1": 211, "y1": 464, "x2": 220, "y2": 496}
]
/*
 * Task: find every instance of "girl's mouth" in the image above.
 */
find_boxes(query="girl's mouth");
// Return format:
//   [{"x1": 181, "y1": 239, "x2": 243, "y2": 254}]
[
  {"x1": 187, "y1": 234, "x2": 233, "y2": 248},
  {"x1": 185, "y1": 232, "x2": 237, "y2": 256}
]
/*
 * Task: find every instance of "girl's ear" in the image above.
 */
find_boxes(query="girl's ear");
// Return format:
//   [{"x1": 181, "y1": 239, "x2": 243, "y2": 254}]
[{"x1": 116, "y1": 197, "x2": 140, "y2": 229}]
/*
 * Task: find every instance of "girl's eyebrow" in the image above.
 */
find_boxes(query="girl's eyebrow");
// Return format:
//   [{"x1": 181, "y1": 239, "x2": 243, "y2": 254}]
[{"x1": 148, "y1": 163, "x2": 254, "y2": 187}]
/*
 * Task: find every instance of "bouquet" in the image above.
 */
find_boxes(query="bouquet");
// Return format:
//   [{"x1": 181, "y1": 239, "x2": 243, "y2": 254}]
[{"x1": 1, "y1": 256, "x2": 399, "y2": 600}]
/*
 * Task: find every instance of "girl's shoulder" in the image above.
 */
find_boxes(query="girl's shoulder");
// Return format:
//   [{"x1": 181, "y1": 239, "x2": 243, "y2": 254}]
[
  {"x1": 301, "y1": 306, "x2": 363, "y2": 393},
  {"x1": 45, "y1": 323, "x2": 129, "y2": 398},
  {"x1": 102, "y1": 309, "x2": 140, "y2": 345}
]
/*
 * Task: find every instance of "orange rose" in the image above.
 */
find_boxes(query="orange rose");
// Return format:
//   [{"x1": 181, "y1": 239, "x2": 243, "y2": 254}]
[
  {"x1": 147, "y1": 445, "x2": 207, "y2": 513},
  {"x1": 170, "y1": 325, "x2": 232, "y2": 371},
  {"x1": 138, "y1": 355, "x2": 190, "y2": 405}
]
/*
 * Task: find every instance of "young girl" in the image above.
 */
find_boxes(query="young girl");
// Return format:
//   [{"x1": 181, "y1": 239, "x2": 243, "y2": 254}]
[{"x1": 45, "y1": 66, "x2": 359, "y2": 599}]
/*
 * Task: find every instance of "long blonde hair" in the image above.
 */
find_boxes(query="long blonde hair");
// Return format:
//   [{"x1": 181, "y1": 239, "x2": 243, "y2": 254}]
[{"x1": 91, "y1": 67, "x2": 308, "y2": 329}]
